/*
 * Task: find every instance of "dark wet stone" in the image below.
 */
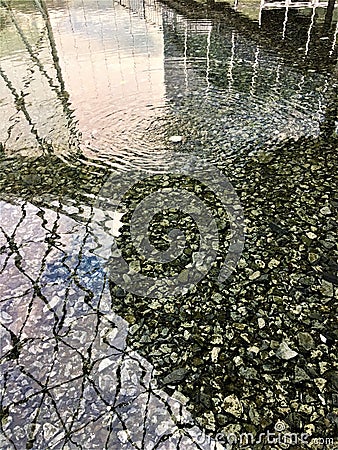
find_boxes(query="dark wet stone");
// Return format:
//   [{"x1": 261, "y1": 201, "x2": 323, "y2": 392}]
[
  {"x1": 115, "y1": 287, "x2": 126, "y2": 298},
  {"x1": 162, "y1": 368, "x2": 189, "y2": 385},
  {"x1": 322, "y1": 272, "x2": 338, "y2": 285},
  {"x1": 326, "y1": 371, "x2": 338, "y2": 391},
  {"x1": 297, "y1": 332, "x2": 315, "y2": 350},
  {"x1": 268, "y1": 222, "x2": 289, "y2": 236}
]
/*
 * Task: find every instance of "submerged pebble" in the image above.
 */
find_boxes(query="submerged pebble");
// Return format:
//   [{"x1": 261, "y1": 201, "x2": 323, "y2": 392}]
[
  {"x1": 169, "y1": 135, "x2": 183, "y2": 143},
  {"x1": 276, "y1": 342, "x2": 298, "y2": 360}
]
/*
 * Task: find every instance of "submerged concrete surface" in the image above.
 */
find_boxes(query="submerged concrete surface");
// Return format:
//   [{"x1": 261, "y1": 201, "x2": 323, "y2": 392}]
[{"x1": 0, "y1": 199, "x2": 223, "y2": 450}]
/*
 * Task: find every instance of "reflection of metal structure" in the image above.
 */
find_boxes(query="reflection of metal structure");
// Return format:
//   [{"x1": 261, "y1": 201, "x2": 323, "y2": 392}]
[
  {"x1": 164, "y1": 0, "x2": 338, "y2": 66},
  {"x1": 164, "y1": 10, "x2": 332, "y2": 108},
  {"x1": 256, "y1": 0, "x2": 338, "y2": 61},
  {"x1": 233, "y1": 0, "x2": 337, "y2": 33},
  {"x1": 259, "y1": 0, "x2": 332, "y2": 19}
]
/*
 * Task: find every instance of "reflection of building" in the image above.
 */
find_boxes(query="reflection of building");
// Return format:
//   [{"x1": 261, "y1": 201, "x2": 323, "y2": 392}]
[
  {"x1": 0, "y1": 0, "x2": 173, "y2": 169},
  {"x1": 50, "y1": 0, "x2": 168, "y2": 169},
  {"x1": 119, "y1": 0, "x2": 164, "y2": 27}
]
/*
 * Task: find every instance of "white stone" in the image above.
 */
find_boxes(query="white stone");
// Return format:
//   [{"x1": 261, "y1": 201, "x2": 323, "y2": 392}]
[
  {"x1": 304, "y1": 424, "x2": 315, "y2": 435},
  {"x1": 223, "y1": 394, "x2": 242, "y2": 418},
  {"x1": 211, "y1": 347, "x2": 220, "y2": 362},
  {"x1": 169, "y1": 135, "x2": 183, "y2": 143},
  {"x1": 98, "y1": 358, "x2": 114, "y2": 372},
  {"x1": 117, "y1": 430, "x2": 128, "y2": 443},
  {"x1": 276, "y1": 342, "x2": 298, "y2": 360},
  {"x1": 258, "y1": 318, "x2": 265, "y2": 329},
  {"x1": 248, "y1": 345, "x2": 260, "y2": 355},
  {"x1": 314, "y1": 378, "x2": 327, "y2": 391},
  {"x1": 320, "y1": 206, "x2": 331, "y2": 215},
  {"x1": 319, "y1": 334, "x2": 327, "y2": 343},
  {"x1": 249, "y1": 271, "x2": 261, "y2": 280},
  {"x1": 268, "y1": 258, "x2": 280, "y2": 269}
]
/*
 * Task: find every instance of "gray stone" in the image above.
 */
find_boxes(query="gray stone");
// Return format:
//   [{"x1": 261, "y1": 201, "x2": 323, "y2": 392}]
[
  {"x1": 162, "y1": 368, "x2": 188, "y2": 385},
  {"x1": 319, "y1": 280, "x2": 334, "y2": 297},
  {"x1": 297, "y1": 332, "x2": 315, "y2": 350}
]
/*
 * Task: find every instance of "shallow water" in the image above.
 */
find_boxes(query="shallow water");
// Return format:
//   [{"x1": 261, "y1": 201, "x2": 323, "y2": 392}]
[
  {"x1": 0, "y1": 0, "x2": 336, "y2": 170},
  {"x1": 0, "y1": 0, "x2": 337, "y2": 448}
]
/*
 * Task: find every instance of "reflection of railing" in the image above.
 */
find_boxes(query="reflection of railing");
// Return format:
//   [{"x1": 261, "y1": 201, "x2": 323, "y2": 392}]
[
  {"x1": 162, "y1": 0, "x2": 337, "y2": 78},
  {"x1": 257, "y1": 0, "x2": 337, "y2": 34},
  {"x1": 232, "y1": 0, "x2": 338, "y2": 39},
  {"x1": 234, "y1": 0, "x2": 335, "y2": 9},
  {"x1": 163, "y1": 6, "x2": 337, "y2": 138},
  {"x1": 117, "y1": 0, "x2": 164, "y2": 27},
  {"x1": 260, "y1": 0, "x2": 329, "y2": 8},
  {"x1": 257, "y1": 0, "x2": 338, "y2": 59}
]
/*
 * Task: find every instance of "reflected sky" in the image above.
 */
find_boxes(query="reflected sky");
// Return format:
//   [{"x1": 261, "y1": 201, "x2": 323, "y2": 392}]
[{"x1": 51, "y1": 0, "x2": 167, "y2": 168}]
